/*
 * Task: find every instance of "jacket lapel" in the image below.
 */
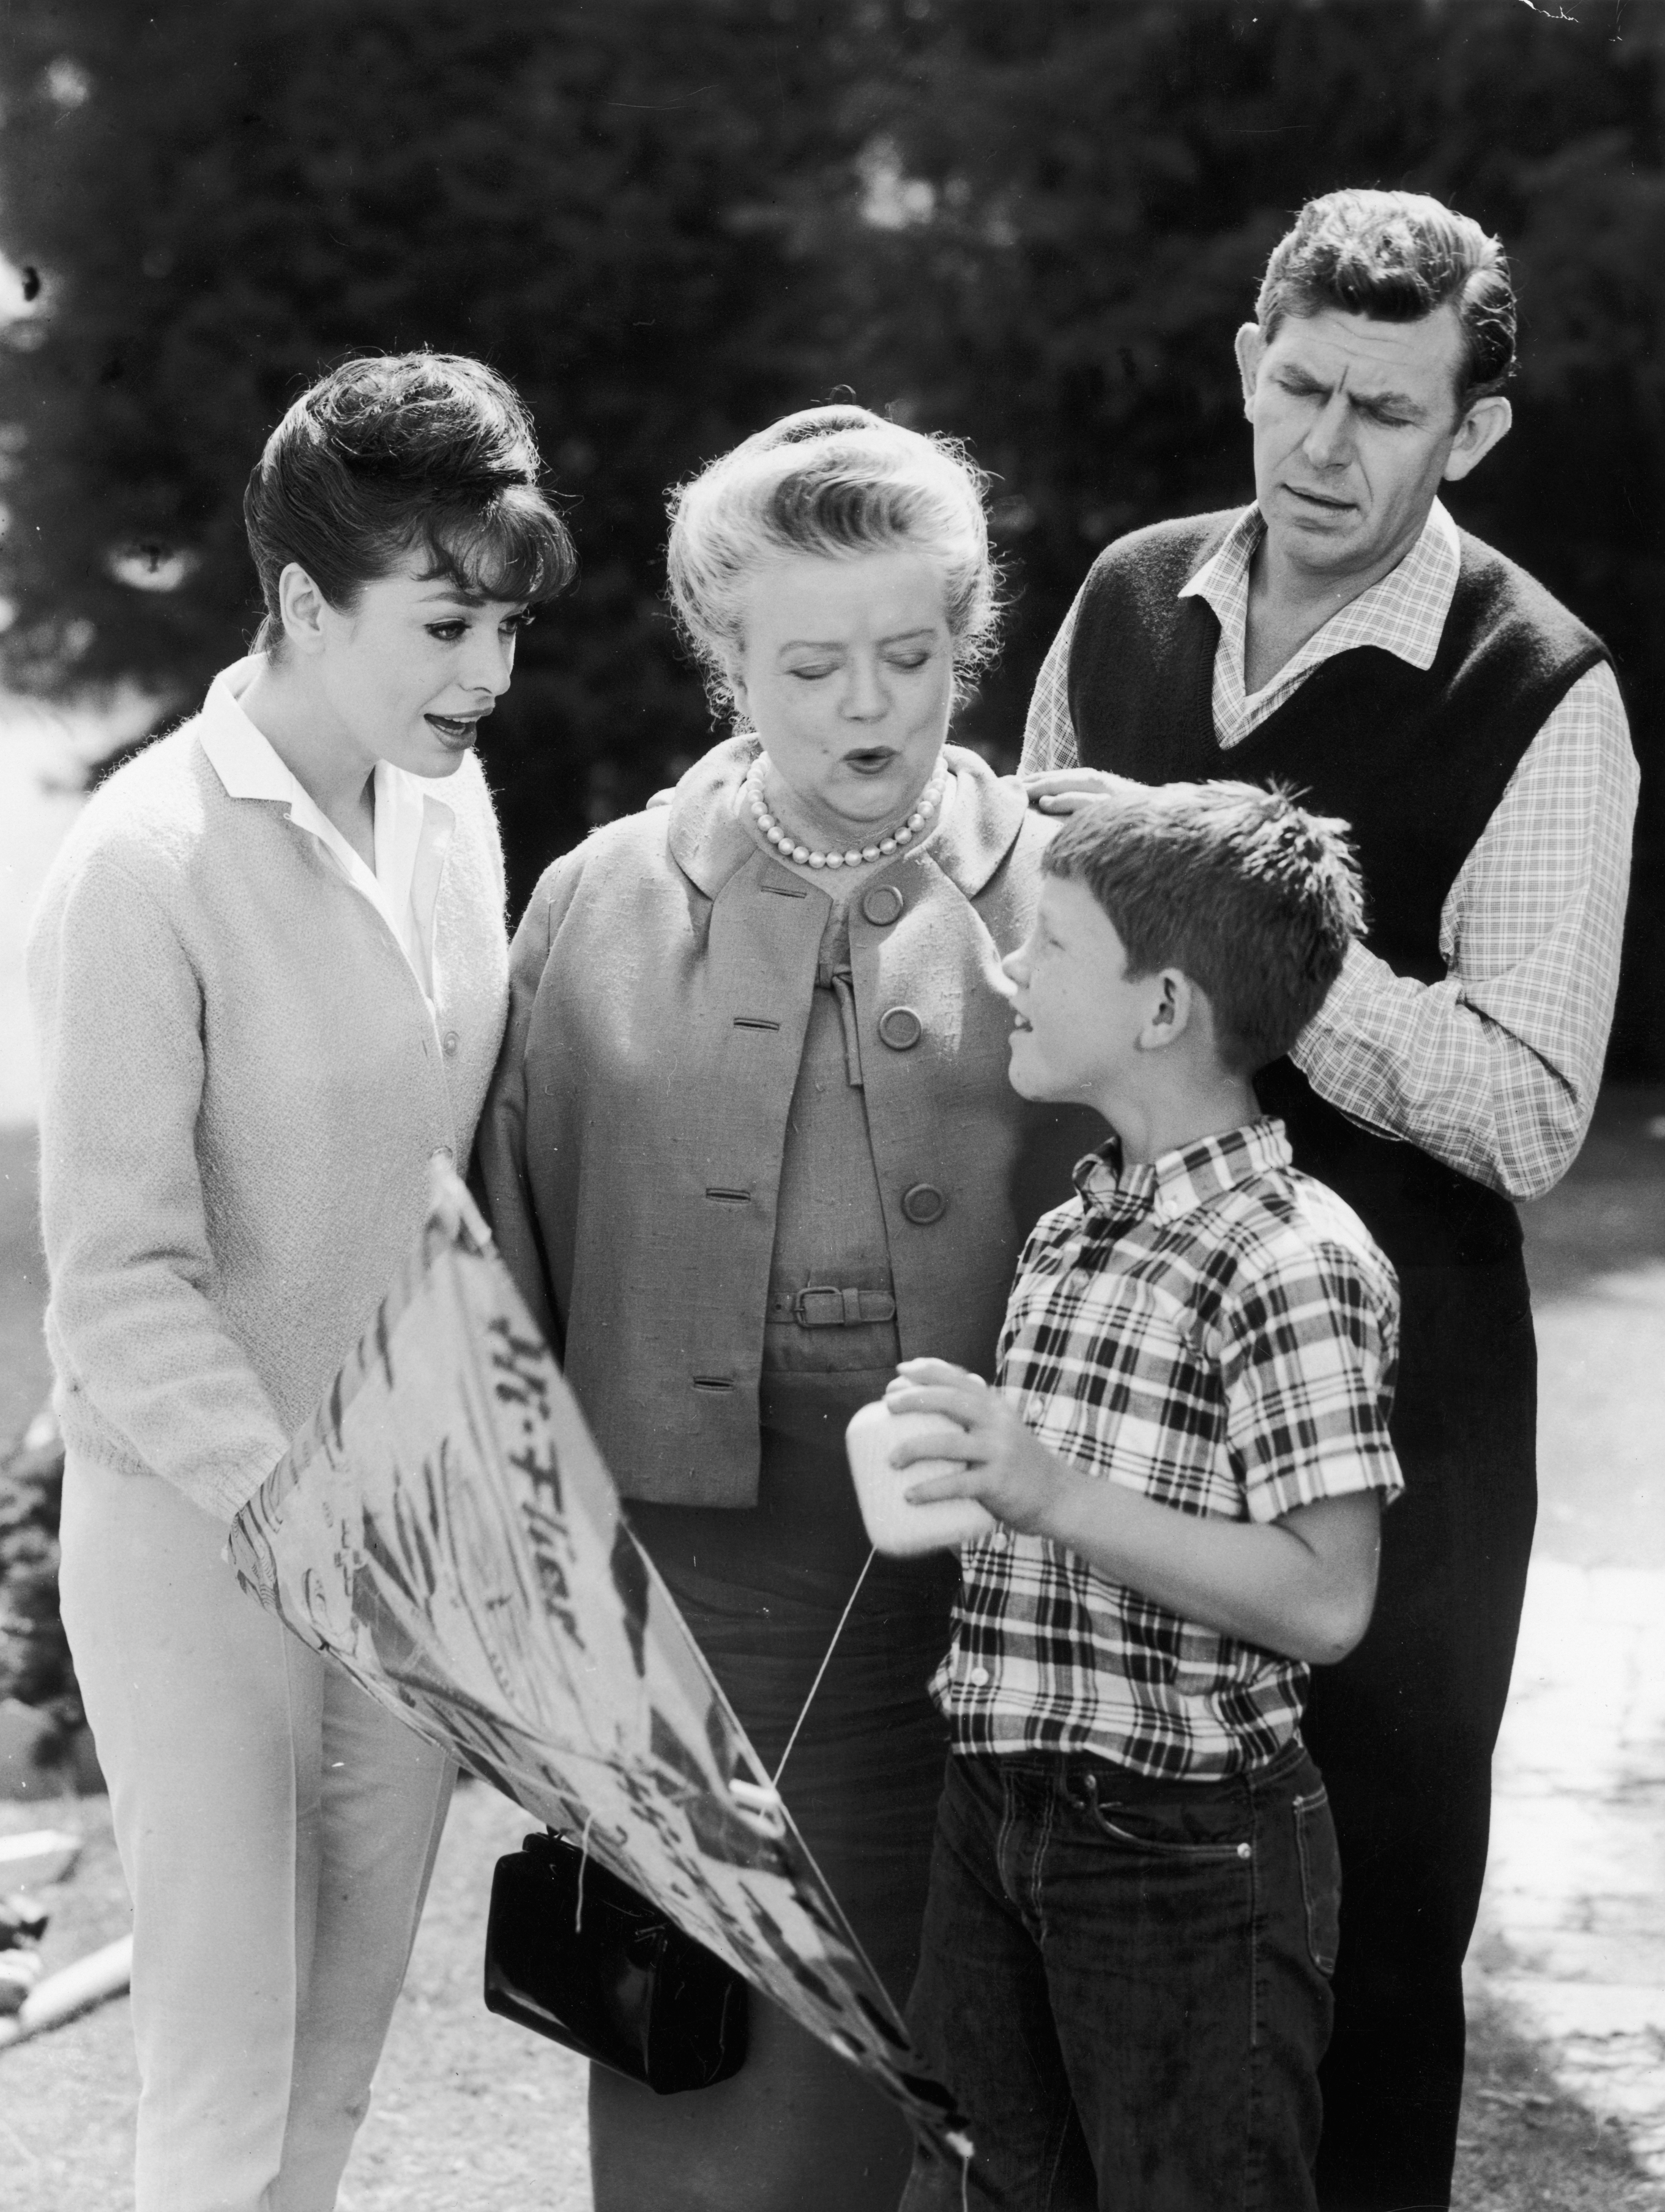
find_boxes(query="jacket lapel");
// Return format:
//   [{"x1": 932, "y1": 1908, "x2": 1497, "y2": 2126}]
[{"x1": 665, "y1": 737, "x2": 762, "y2": 899}]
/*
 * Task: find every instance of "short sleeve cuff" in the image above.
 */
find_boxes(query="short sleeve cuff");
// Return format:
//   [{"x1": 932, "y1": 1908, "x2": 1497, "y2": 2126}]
[{"x1": 1245, "y1": 1442, "x2": 1405, "y2": 1526}]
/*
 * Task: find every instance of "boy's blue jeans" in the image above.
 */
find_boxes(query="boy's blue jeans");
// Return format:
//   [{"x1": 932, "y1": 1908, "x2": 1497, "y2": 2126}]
[{"x1": 899, "y1": 1739, "x2": 1338, "y2": 2212}]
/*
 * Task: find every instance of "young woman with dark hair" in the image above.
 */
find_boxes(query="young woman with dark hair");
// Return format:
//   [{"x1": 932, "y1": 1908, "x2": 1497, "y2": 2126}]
[{"x1": 29, "y1": 352, "x2": 572, "y2": 2212}]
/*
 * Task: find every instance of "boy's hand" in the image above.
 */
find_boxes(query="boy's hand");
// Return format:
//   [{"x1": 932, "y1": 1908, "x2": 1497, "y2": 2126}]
[
  {"x1": 884, "y1": 1358, "x2": 1073, "y2": 1536},
  {"x1": 1020, "y1": 768, "x2": 1145, "y2": 817}
]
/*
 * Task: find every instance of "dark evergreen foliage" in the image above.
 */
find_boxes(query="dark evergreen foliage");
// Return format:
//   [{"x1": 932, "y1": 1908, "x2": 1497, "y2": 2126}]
[{"x1": 1, "y1": 1, "x2": 1661, "y2": 1061}]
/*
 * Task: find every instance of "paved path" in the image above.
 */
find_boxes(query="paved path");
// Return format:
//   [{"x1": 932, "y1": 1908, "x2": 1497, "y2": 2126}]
[
  {"x1": 1475, "y1": 1555, "x2": 1665, "y2": 2175},
  {"x1": 1470, "y1": 1129, "x2": 1665, "y2": 2180}
]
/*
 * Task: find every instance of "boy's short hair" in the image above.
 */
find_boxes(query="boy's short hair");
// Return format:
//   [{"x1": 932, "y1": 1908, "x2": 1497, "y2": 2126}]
[{"x1": 1042, "y1": 779, "x2": 1365, "y2": 1074}]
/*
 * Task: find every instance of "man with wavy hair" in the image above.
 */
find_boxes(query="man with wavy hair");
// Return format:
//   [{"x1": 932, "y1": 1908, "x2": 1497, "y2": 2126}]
[{"x1": 1021, "y1": 189, "x2": 1637, "y2": 2211}]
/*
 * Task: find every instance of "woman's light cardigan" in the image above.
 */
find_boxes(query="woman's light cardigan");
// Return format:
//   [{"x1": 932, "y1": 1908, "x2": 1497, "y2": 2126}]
[
  {"x1": 28, "y1": 705, "x2": 509, "y2": 1523},
  {"x1": 477, "y1": 737, "x2": 1099, "y2": 1508}
]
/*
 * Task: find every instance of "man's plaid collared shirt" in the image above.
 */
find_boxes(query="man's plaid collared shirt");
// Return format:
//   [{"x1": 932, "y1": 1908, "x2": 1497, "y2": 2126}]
[
  {"x1": 933, "y1": 1118, "x2": 1403, "y2": 1781},
  {"x1": 1021, "y1": 501, "x2": 1639, "y2": 1203}
]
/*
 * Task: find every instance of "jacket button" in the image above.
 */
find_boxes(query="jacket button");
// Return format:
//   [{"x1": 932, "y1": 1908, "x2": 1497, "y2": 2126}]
[
  {"x1": 860, "y1": 883, "x2": 904, "y2": 927},
  {"x1": 901, "y1": 1182, "x2": 947, "y2": 1225},
  {"x1": 877, "y1": 1005, "x2": 923, "y2": 1052},
  {"x1": 431, "y1": 1145, "x2": 454, "y2": 1165},
  {"x1": 442, "y1": 1030, "x2": 460, "y2": 1057}
]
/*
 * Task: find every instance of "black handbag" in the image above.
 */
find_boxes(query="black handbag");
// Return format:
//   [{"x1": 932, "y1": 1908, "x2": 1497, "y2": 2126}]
[
  {"x1": 483, "y1": 1549, "x2": 877, "y2": 2095},
  {"x1": 483, "y1": 1828, "x2": 749, "y2": 2093}
]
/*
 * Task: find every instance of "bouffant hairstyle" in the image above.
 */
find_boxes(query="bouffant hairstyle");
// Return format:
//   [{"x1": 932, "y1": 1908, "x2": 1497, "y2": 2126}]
[
  {"x1": 665, "y1": 404, "x2": 999, "y2": 714},
  {"x1": 1256, "y1": 189, "x2": 1516, "y2": 407},
  {"x1": 244, "y1": 352, "x2": 575, "y2": 651},
  {"x1": 1043, "y1": 779, "x2": 1366, "y2": 1075}
]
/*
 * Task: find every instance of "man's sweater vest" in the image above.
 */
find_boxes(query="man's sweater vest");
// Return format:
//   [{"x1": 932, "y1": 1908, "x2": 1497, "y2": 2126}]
[{"x1": 1066, "y1": 509, "x2": 1611, "y2": 1270}]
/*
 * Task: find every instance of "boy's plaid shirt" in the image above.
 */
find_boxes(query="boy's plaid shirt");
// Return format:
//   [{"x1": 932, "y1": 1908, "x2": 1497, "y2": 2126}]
[{"x1": 931, "y1": 1118, "x2": 1403, "y2": 1781}]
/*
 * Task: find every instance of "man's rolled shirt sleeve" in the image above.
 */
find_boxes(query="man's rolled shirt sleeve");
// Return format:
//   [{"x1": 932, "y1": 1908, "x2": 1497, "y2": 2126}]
[{"x1": 1289, "y1": 662, "x2": 1637, "y2": 1200}]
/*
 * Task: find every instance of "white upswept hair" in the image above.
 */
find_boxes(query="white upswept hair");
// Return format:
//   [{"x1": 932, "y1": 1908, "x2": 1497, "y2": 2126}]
[{"x1": 666, "y1": 404, "x2": 1002, "y2": 716}]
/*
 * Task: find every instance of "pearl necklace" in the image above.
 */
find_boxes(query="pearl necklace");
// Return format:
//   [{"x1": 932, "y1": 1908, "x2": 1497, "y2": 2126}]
[{"x1": 744, "y1": 761, "x2": 947, "y2": 872}]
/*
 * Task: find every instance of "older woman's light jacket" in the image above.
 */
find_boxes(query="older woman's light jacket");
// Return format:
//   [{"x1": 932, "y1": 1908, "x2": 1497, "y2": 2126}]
[{"x1": 477, "y1": 737, "x2": 1097, "y2": 1507}]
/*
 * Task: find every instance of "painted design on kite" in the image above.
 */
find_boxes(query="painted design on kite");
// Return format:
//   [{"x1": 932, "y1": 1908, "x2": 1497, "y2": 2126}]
[{"x1": 227, "y1": 1164, "x2": 970, "y2": 2168}]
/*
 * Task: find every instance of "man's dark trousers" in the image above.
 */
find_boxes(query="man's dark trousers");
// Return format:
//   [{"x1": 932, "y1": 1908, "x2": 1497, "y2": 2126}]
[{"x1": 1300, "y1": 1256, "x2": 1536, "y2": 2208}]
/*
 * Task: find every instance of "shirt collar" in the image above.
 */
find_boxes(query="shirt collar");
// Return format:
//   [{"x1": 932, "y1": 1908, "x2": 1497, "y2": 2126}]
[
  {"x1": 196, "y1": 655, "x2": 455, "y2": 846},
  {"x1": 1073, "y1": 1117, "x2": 1292, "y2": 1234},
  {"x1": 1178, "y1": 499, "x2": 1459, "y2": 677},
  {"x1": 197, "y1": 655, "x2": 306, "y2": 804}
]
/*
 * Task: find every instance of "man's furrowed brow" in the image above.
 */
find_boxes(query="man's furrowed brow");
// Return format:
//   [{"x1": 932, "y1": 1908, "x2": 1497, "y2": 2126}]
[{"x1": 1280, "y1": 362, "x2": 1429, "y2": 418}]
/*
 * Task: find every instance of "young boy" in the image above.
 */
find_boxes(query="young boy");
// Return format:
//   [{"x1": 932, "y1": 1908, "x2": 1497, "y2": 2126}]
[{"x1": 888, "y1": 781, "x2": 1402, "y2": 2212}]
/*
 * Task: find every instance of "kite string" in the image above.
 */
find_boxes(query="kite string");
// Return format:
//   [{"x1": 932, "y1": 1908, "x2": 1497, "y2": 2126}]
[
  {"x1": 574, "y1": 1805, "x2": 597, "y2": 1933},
  {"x1": 763, "y1": 1540, "x2": 975, "y2": 2207},
  {"x1": 770, "y1": 1546, "x2": 876, "y2": 1792}
]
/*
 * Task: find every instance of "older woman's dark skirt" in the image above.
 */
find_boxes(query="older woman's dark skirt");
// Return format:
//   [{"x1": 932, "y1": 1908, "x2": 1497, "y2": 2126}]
[
  {"x1": 602, "y1": 1364, "x2": 958, "y2": 2211},
  {"x1": 633, "y1": 1364, "x2": 958, "y2": 2001}
]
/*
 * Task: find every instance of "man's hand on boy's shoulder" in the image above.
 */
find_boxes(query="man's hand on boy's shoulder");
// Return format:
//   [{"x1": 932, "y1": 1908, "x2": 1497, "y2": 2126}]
[
  {"x1": 885, "y1": 1359, "x2": 1074, "y2": 1535},
  {"x1": 1020, "y1": 767, "x2": 1147, "y2": 818}
]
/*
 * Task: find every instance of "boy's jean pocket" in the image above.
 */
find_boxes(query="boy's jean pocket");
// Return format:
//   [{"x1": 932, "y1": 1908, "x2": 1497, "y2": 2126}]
[
  {"x1": 1294, "y1": 1784, "x2": 1341, "y2": 1976},
  {"x1": 1081, "y1": 1774, "x2": 1256, "y2": 1861}
]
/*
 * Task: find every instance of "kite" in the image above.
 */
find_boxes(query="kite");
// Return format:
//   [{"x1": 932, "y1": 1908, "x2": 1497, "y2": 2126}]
[{"x1": 227, "y1": 1167, "x2": 969, "y2": 2172}]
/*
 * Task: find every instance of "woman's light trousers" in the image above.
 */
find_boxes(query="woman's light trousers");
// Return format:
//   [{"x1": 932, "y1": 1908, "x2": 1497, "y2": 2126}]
[{"x1": 58, "y1": 1454, "x2": 453, "y2": 2212}]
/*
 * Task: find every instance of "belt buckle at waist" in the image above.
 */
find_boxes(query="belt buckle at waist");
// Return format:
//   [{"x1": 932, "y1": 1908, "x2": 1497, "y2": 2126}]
[{"x1": 788, "y1": 1285, "x2": 897, "y2": 1327}]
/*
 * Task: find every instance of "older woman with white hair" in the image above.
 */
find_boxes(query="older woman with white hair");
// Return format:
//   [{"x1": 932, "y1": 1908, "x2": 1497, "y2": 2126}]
[{"x1": 479, "y1": 406, "x2": 1093, "y2": 2210}]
